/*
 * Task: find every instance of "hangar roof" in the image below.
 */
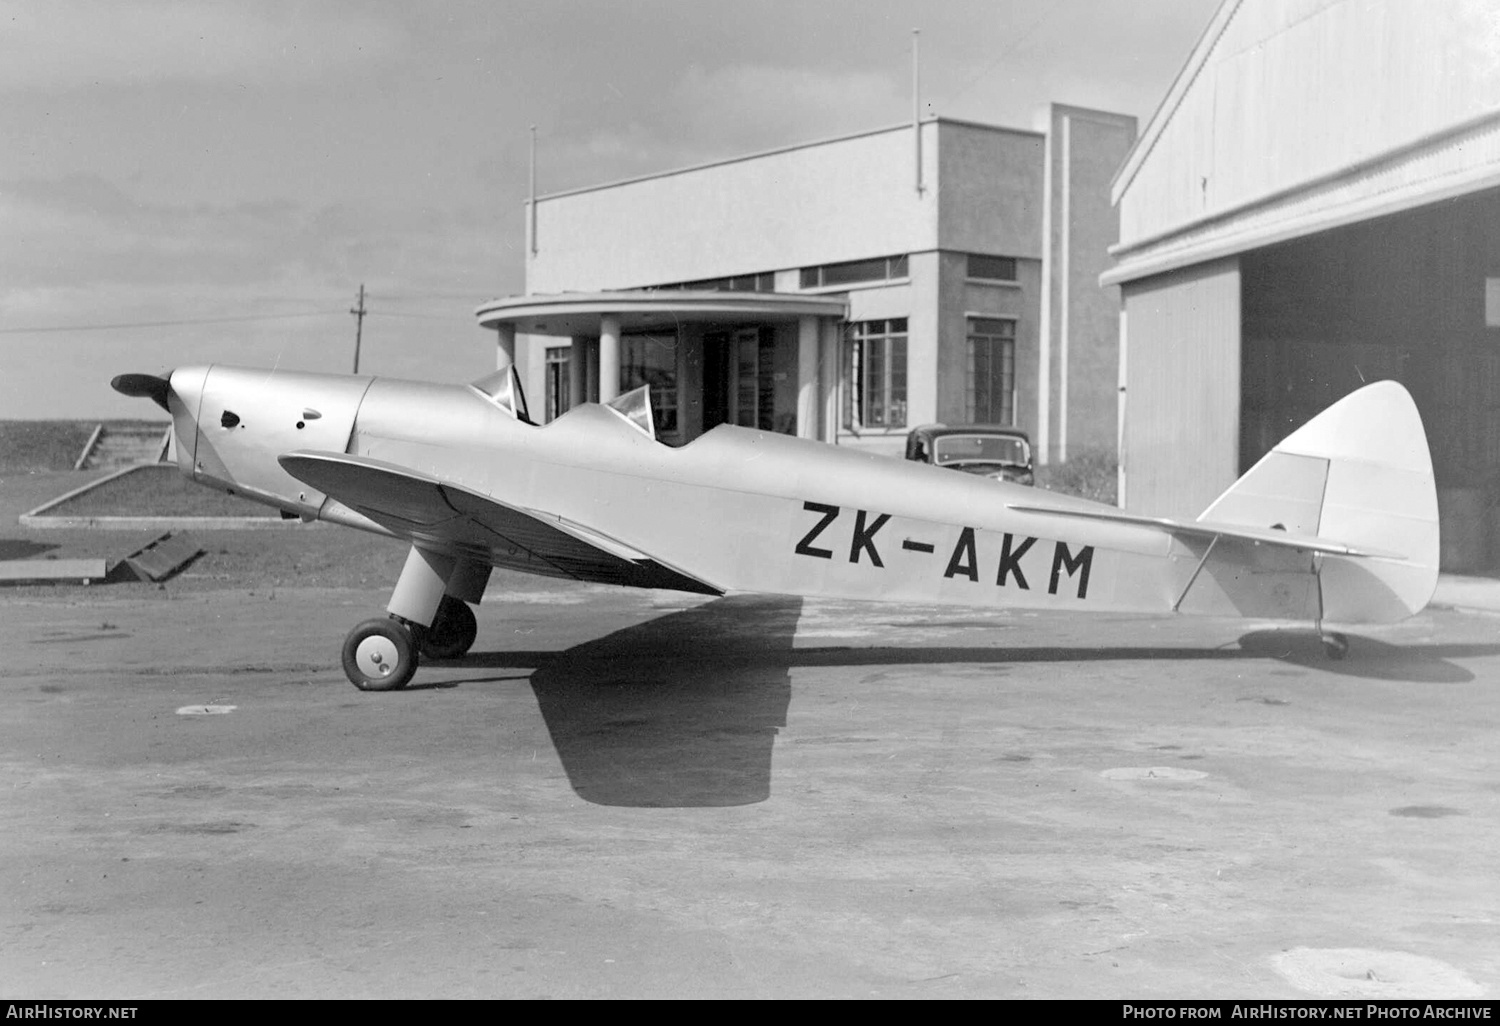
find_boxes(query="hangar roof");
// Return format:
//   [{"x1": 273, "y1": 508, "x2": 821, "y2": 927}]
[{"x1": 1105, "y1": 0, "x2": 1500, "y2": 286}]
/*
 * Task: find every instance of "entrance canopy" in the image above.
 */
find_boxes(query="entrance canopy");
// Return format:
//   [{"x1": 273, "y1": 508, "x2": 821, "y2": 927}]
[
  {"x1": 476, "y1": 289, "x2": 849, "y2": 447},
  {"x1": 475, "y1": 290, "x2": 847, "y2": 336}
]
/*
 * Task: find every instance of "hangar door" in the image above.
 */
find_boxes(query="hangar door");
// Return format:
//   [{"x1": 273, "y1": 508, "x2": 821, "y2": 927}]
[
  {"x1": 1241, "y1": 188, "x2": 1500, "y2": 572},
  {"x1": 1120, "y1": 258, "x2": 1243, "y2": 519}
]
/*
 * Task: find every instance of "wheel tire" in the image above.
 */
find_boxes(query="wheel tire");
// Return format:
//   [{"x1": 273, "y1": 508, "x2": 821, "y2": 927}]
[
  {"x1": 1321, "y1": 632, "x2": 1350, "y2": 661},
  {"x1": 341, "y1": 618, "x2": 419, "y2": 691},
  {"x1": 419, "y1": 595, "x2": 478, "y2": 660}
]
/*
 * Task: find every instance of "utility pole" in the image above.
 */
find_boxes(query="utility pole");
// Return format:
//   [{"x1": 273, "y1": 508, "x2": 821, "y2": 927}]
[{"x1": 350, "y1": 284, "x2": 367, "y2": 373}]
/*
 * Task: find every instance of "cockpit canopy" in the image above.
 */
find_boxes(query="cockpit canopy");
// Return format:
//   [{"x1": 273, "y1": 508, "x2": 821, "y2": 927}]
[
  {"x1": 602, "y1": 385, "x2": 656, "y2": 439},
  {"x1": 468, "y1": 366, "x2": 531, "y2": 423},
  {"x1": 470, "y1": 367, "x2": 660, "y2": 442}
]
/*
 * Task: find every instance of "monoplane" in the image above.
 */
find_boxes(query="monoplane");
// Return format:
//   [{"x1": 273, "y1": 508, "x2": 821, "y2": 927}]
[{"x1": 112, "y1": 365, "x2": 1439, "y2": 690}]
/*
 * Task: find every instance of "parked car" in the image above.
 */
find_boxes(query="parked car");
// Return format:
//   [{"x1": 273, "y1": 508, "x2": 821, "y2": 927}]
[{"x1": 904, "y1": 424, "x2": 1034, "y2": 485}]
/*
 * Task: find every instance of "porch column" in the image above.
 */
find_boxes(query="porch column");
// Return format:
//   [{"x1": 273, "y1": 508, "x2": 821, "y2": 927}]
[
  {"x1": 583, "y1": 336, "x2": 600, "y2": 401},
  {"x1": 493, "y1": 323, "x2": 516, "y2": 373},
  {"x1": 568, "y1": 337, "x2": 586, "y2": 409},
  {"x1": 821, "y1": 320, "x2": 842, "y2": 443},
  {"x1": 599, "y1": 314, "x2": 621, "y2": 402},
  {"x1": 796, "y1": 315, "x2": 819, "y2": 439}
]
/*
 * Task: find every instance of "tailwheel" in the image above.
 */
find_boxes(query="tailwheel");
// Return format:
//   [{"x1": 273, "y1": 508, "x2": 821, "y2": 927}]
[
  {"x1": 419, "y1": 595, "x2": 478, "y2": 660},
  {"x1": 1320, "y1": 632, "x2": 1350, "y2": 661},
  {"x1": 342, "y1": 617, "x2": 419, "y2": 691}
]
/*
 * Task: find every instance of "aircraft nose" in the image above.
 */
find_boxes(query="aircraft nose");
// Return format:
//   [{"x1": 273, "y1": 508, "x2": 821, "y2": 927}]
[{"x1": 110, "y1": 371, "x2": 173, "y2": 411}]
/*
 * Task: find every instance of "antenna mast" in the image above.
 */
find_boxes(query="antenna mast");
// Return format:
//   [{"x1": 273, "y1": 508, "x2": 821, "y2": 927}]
[
  {"x1": 529, "y1": 125, "x2": 538, "y2": 256},
  {"x1": 913, "y1": 28, "x2": 923, "y2": 195}
]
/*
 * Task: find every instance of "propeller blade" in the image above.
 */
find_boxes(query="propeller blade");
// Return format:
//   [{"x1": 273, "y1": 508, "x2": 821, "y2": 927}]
[{"x1": 111, "y1": 372, "x2": 172, "y2": 411}]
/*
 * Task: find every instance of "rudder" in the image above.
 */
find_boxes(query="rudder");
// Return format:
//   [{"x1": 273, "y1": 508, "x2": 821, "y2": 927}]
[{"x1": 1198, "y1": 381, "x2": 1439, "y2": 624}]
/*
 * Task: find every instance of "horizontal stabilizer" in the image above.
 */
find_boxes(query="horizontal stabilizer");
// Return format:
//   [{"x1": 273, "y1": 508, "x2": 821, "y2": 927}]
[{"x1": 1005, "y1": 503, "x2": 1403, "y2": 559}]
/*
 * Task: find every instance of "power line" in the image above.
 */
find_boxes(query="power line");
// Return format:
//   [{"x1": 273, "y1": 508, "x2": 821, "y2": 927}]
[
  {"x1": 0, "y1": 310, "x2": 339, "y2": 335},
  {"x1": 938, "y1": 9, "x2": 1056, "y2": 110},
  {"x1": 366, "y1": 310, "x2": 473, "y2": 322},
  {"x1": 0, "y1": 286, "x2": 493, "y2": 337},
  {"x1": 373, "y1": 290, "x2": 494, "y2": 303}
]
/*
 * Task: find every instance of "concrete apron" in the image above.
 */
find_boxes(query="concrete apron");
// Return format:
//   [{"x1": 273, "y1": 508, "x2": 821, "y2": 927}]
[{"x1": 0, "y1": 584, "x2": 1495, "y2": 998}]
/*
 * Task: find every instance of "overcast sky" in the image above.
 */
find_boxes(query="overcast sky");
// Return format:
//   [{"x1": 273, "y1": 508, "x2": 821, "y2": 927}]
[{"x1": 0, "y1": 0, "x2": 1220, "y2": 420}]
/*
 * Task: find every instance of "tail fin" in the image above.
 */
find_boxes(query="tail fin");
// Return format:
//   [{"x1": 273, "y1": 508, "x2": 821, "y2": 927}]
[{"x1": 1198, "y1": 380, "x2": 1439, "y2": 623}]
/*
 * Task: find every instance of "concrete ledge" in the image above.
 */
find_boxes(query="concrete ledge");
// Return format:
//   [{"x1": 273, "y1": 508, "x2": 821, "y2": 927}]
[
  {"x1": 19, "y1": 464, "x2": 305, "y2": 530},
  {"x1": 20, "y1": 513, "x2": 311, "y2": 530},
  {"x1": 0, "y1": 558, "x2": 109, "y2": 585}
]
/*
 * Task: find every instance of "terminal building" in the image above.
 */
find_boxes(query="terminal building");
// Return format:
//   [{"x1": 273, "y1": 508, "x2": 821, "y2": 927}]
[
  {"x1": 476, "y1": 105, "x2": 1136, "y2": 462},
  {"x1": 1104, "y1": 0, "x2": 1500, "y2": 571}
]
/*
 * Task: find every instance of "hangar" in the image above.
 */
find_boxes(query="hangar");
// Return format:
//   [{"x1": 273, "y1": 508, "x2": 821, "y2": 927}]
[
  {"x1": 477, "y1": 107, "x2": 1135, "y2": 460},
  {"x1": 1105, "y1": 0, "x2": 1500, "y2": 571}
]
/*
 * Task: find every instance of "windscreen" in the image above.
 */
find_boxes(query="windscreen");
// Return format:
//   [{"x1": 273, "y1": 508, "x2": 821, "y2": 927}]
[
  {"x1": 469, "y1": 367, "x2": 529, "y2": 421},
  {"x1": 932, "y1": 434, "x2": 1028, "y2": 466}
]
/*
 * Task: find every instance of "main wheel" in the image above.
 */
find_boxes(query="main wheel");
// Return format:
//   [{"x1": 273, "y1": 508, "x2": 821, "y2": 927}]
[
  {"x1": 342, "y1": 618, "x2": 419, "y2": 691},
  {"x1": 1320, "y1": 632, "x2": 1350, "y2": 661},
  {"x1": 420, "y1": 595, "x2": 478, "y2": 660}
]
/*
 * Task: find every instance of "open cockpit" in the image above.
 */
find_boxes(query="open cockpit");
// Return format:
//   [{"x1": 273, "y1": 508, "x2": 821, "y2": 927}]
[{"x1": 467, "y1": 367, "x2": 664, "y2": 442}]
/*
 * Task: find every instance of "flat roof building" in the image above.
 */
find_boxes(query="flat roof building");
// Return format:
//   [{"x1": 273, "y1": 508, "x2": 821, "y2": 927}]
[{"x1": 478, "y1": 107, "x2": 1136, "y2": 464}]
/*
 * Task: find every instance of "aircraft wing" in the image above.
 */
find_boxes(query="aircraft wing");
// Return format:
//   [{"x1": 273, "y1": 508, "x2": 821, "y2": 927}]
[
  {"x1": 1005, "y1": 503, "x2": 1405, "y2": 559},
  {"x1": 279, "y1": 450, "x2": 723, "y2": 596}
]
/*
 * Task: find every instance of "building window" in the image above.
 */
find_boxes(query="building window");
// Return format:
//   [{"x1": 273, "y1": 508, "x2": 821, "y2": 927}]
[
  {"x1": 843, "y1": 318, "x2": 908, "y2": 429},
  {"x1": 655, "y1": 272, "x2": 774, "y2": 292},
  {"x1": 621, "y1": 331, "x2": 679, "y2": 434},
  {"x1": 801, "y1": 254, "x2": 908, "y2": 290},
  {"x1": 966, "y1": 317, "x2": 1016, "y2": 424},
  {"x1": 544, "y1": 346, "x2": 571, "y2": 422},
  {"x1": 966, "y1": 254, "x2": 1018, "y2": 282}
]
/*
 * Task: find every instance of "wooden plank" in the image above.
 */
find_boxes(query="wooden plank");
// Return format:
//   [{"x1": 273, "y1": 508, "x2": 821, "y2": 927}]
[{"x1": 119, "y1": 532, "x2": 202, "y2": 582}]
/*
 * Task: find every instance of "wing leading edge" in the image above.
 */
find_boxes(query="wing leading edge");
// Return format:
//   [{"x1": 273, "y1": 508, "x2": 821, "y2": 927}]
[{"x1": 279, "y1": 450, "x2": 723, "y2": 596}]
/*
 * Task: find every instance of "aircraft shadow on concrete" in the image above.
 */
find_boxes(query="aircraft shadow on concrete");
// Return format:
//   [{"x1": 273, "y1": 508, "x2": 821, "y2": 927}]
[
  {"x1": 0, "y1": 539, "x2": 59, "y2": 560},
  {"x1": 442, "y1": 596, "x2": 1497, "y2": 809},
  {"x1": 1233, "y1": 630, "x2": 1490, "y2": 683},
  {"x1": 526, "y1": 594, "x2": 798, "y2": 809}
]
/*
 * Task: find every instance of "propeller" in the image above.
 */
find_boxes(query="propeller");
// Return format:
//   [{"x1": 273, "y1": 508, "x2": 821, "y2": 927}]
[{"x1": 111, "y1": 372, "x2": 172, "y2": 411}]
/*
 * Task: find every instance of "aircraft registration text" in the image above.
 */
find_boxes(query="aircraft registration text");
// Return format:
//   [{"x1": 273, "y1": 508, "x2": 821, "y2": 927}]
[{"x1": 794, "y1": 501, "x2": 1095, "y2": 599}]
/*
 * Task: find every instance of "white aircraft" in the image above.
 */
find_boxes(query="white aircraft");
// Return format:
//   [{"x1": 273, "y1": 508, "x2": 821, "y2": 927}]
[{"x1": 112, "y1": 366, "x2": 1439, "y2": 691}]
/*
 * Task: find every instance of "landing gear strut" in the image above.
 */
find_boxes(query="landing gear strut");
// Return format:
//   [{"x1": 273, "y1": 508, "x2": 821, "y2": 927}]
[{"x1": 1313, "y1": 554, "x2": 1349, "y2": 661}]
